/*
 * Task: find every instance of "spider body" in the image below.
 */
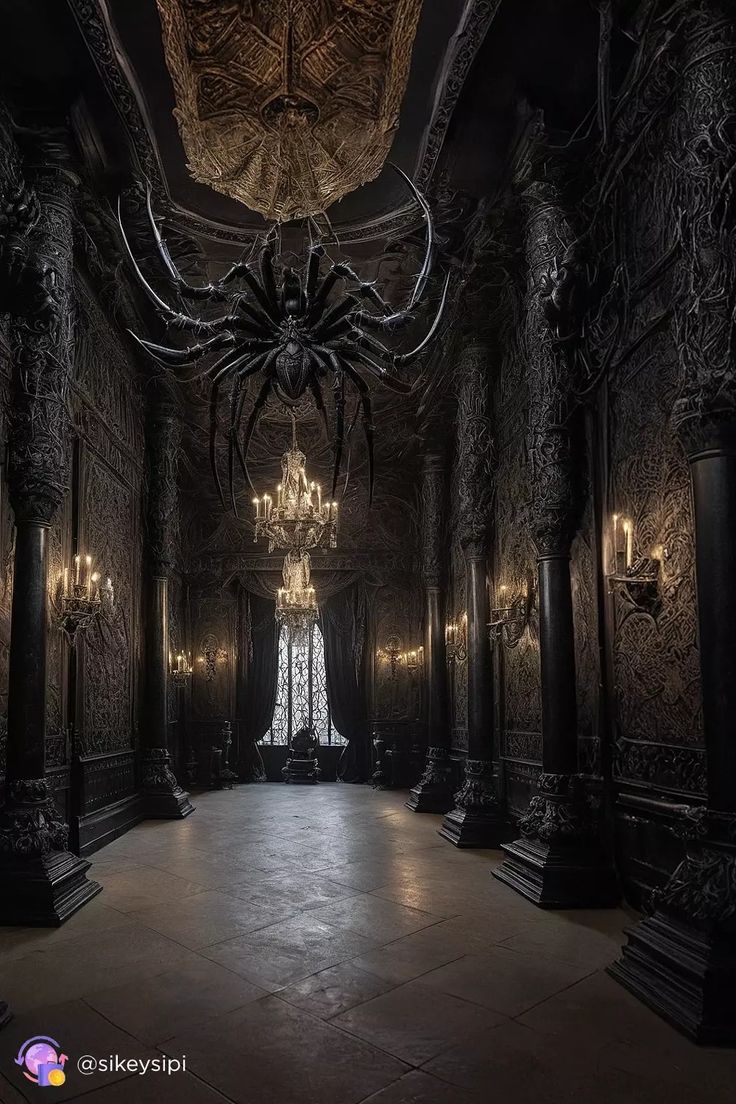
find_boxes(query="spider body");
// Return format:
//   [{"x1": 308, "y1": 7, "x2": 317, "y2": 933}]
[{"x1": 119, "y1": 166, "x2": 448, "y2": 512}]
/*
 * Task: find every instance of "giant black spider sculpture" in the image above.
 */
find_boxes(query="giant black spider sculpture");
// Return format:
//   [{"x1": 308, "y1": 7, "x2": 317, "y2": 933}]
[{"x1": 118, "y1": 166, "x2": 449, "y2": 512}]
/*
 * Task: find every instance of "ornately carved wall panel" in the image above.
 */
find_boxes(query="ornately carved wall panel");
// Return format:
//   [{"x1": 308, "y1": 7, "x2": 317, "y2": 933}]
[
  {"x1": 493, "y1": 337, "x2": 542, "y2": 769},
  {"x1": 372, "y1": 580, "x2": 422, "y2": 725}
]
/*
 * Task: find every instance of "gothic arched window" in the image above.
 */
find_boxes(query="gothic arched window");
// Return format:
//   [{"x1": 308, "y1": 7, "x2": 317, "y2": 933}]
[{"x1": 263, "y1": 623, "x2": 346, "y2": 746}]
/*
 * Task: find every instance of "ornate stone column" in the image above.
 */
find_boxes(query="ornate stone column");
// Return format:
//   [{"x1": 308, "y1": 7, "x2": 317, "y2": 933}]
[
  {"x1": 440, "y1": 342, "x2": 507, "y2": 846},
  {"x1": 494, "y1": 173, "x2": 617, "y2": 907},
  {"x1": 610, "y1": 2, "x2": 736, "y2": 1042},
  {"x1": 407, "y1": 450, "x2": 453, "y2": 811},
  {"x1": 141, "y1": 394, "x2": 193, "y2": 818},
  {"x1": 0, "y1": 129, "x2": 100, "y2": 924}
]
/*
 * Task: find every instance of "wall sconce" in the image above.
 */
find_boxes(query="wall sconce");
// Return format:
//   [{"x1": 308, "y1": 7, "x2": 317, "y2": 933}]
[
  {"x1": 376, "y1": 635, "x2": 404, "y2": 680},
  {"x1": 489, "y1": 578, "x2": 533, "y2": 647},
  {"x1": 197, "y1": 634, "x2": 228, "y2": 681},
  {"x1": 445, "y1": 613, "x2": 467, "y2": 664},
  {"x1": 55, "y1": 553, "x2": 114, "y2": 644},
  {"x1": 170, "y1": 651, "x2": 193, "y2": 686},
  {"x1": 405, "y1": 646, "x2": 424, "y2": 675},
  {"x1": 607, "y1": 514, "x2": 664, "y2": 614}
]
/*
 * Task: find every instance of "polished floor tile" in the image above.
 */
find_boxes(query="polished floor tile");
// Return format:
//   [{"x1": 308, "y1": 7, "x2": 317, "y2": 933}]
[{"x1": 0, "y1": 785, "x2": 724, "y2": 1104}]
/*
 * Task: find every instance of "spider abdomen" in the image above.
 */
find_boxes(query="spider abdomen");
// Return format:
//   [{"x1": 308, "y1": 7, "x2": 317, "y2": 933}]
[{"x1": 275, "y1": 340, "x2": 311, "y2": 401}]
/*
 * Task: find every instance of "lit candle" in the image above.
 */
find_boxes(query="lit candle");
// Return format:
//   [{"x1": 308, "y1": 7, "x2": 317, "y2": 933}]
[
  {"x1": 63, "y1": 567, "x2": 68, "y2": 597},
  {"x1": 623, "y1": 520, "x2": 633, "y2": 570},
  {"x1": 253, "y1": 497, "x2": 259, "y2": 520},
  {"x1": 277, "y1": 484, "x2": 283, "y2": 508},
  {"x1": 84, "y1": 555, "x2": 92, "y2": 594},
  {"x1": 74, "y1": 554, "x2": 80, "y2": 587},
  {"x1": 317, "y1": 484, "x2": 322, "y2": 513}
]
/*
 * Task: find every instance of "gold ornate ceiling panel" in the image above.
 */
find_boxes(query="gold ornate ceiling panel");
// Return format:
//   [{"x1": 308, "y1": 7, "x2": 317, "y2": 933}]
[{"x1": 155, "y1": 0, "x2": 424, "y2": 222}]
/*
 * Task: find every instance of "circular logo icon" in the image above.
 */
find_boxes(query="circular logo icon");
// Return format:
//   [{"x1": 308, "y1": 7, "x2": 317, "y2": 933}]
[{"x1": 15, "y1": 1036, "x2": 68, "y2": 1087}]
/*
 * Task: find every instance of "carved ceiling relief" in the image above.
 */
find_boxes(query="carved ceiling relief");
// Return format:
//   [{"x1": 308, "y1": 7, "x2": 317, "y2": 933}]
[{"x1": 155, "y1": 0, "x2": 423, "y2": 220}]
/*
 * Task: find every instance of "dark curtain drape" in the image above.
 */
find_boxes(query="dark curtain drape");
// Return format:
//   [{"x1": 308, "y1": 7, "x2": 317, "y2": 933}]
[
  {"x1": 320, "y1": 579, "x2": 370, "y2": 782},
  {"x1": 237, "y1": 590, "x2": 279, "y2": 780}
]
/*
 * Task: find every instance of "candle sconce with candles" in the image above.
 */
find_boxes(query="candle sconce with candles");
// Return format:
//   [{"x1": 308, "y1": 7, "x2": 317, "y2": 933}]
[
  {"x1": 170, "y1": 651, "x2": 193, "y2": 686},
  {"x1": 253, "y1": 415, "x2": 338, "y2": 553},
  {"x1": 197, "y1": 634, "x2": 228, "y2": 682},
  {"x1": 489, "y1": 574, "x2": 534, "y2": 647},
  {"x1": 405, "y1": 646, "x2": 424, "y2": 676},
  {"x1": 55, "y1": 553, "x2": 114, "y2": 645},
  {"x1": 607, "y1": 514, "x2": 665, "y2": 616},
  {"x1": 376, "y1": 635, "x2": 404, "y2": 680},
  {"x1": 445, "y1": 613, "x2": 467, "y2": 664}
]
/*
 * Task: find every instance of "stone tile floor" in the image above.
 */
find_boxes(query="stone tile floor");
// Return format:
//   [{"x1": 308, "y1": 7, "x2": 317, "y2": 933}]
[{"x1": 1, "y1": 785, "x2": 735, "y2": 1103}]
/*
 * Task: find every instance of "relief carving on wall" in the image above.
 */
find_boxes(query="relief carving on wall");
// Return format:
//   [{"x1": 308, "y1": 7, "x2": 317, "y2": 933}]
[{"x1": 156, "y1": 0, "x2": 422, "y2": 220}]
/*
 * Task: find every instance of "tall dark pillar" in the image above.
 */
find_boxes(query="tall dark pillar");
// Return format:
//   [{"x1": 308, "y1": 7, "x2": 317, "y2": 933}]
[
  {"x1": 141, "y1": 396, "x2": 194, "y2": 818},
  {"x1": 440, "y1": 342, "x2": 508, "y2": 846},
  {"x1": 494, "y1": 170, "x2": 617, "y2": 907},
  {"x1": 610, "y1": 2, "x2": 736, "y2": 1042},
  {"x1": 0, "y1": 134, "x2": 100, "y2": 925},
  {"x1": 407, "y1": 451, "x2": 454, "y2": 812}
]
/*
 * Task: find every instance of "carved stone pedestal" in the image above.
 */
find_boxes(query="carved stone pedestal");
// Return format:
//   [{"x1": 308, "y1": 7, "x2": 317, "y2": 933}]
[
  {"x1": 609, "y1": 816, "x2": 736, "y2": 1043},
  {"x1": 494, "y1": 773, "x2": 619, "y2": 907},
  {"x1": 141, "y1": 749, "x2": 194, "y2": 819},
  {"x1": 439, "y1": 759, "x2": 509, "y2": 847},
  {"x1": 0, "y1": 779, "x2": 101, "y2": 926},
  {"x1": 406, "y1": 747, "x2": 454, "y2": 813}
]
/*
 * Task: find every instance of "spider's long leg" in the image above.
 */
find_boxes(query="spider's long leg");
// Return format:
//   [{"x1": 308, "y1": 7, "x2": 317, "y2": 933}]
[
  {"x1": 312, "y1": 294, "x2": 358, "y2": 340},
  {"x1": 228, "y1": 378, "x2": 243, "y2": 516},
  {"x1": 209, "y1": 378, "x2": 225, "y2": 508},
  {"x1": 393, "y1": 271, "x2": 450, "y2": 365},
  {"x1": 349, "y1": 309, "x2": 414, "y2": 333},
  {"x1": 259, "y1": 240, "x2": 280, "y2": 312},
  {"x1": 143, "y1": 183, "x2": 229, "y2": 303},
  {"x1": 239, "y1": 371, "x2": 277, "y2": 500},
  {"x1": 305, "y1": 244, "x2": 325, "y2": 309},
  {"x1": 326, "y1": 352, "x2": 346, "y2": 497},
  {"x1": 211, "y1": 339, "x2": 276, "y2": 384},
  {"x1": 388, "y1": 163, "x2": 436, "y2": 311},
  {"x1": 343, "y1": 365, "x2": 375, "y2": 505},
  {"x1": 307, "y1": 269, "x2": 341, "y2": 323},
  {"x1": 130, "y1": 331, "x2": 236, "y2": 367},
  {"x1": 308, "y1": 376, "x2": 330, "y2": 442},
  {"x1": 348, "y1": 348, "x2": 416, "y2": 394},
  {"x1": 234, "y1": 348, "x2": 281, "y2": 496}
]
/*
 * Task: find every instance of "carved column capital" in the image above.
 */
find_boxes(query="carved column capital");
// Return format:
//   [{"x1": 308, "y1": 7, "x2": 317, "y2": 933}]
[{"x1": 455, "y1": 341, "x2": 494, "y2": 554}]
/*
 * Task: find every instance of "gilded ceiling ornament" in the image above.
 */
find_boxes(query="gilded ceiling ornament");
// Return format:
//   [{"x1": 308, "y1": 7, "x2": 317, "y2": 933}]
[{"x1": 155, "y1": 0, "x2": 423, "y2": 221}]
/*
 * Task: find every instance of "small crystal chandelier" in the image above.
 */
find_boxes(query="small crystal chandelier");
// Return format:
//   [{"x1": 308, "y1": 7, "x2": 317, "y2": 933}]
[
  {"x1": 57, "y1": 553, "x2": 114, "y2": 644},
  {"x1": 253, "y1": 415, "x2": 337, "y2": 553},
  {"x1": 276, "y1": 549, "x2": 319, "y2": 643}
]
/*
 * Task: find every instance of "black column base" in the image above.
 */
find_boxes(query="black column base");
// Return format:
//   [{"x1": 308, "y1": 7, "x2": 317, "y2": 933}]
[
  {"x1": 0, "y1": 850, "x2": 102, "y2": 927},
  {"x1": 609, "y1": 824, "x2": 736, "y2": 1044},
  {"x1": 406, "y1": 747, "x2": 454, "y2": 813},
  {"x1": 494, "y1": 836, "x2": 619, "y2": 908},
  {"x1": 609, "y1": 912, "x2": 736, "y2": 1044},
  {"x1": 0, "y1": 777, "x2": 102, "y2": 926},
  {"x1": 492, "y1": 772, "x2": 619, "y2": 908},
  {"x1": 141, "y1": 749, "x2": 194, "y2": 819},
  {"x1": 438, "y1": 759, "x2": 510, "y2": 847}
]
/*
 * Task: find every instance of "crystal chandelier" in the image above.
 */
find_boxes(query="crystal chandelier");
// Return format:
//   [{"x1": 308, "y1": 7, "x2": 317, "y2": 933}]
[
  {"x1": 276, "y1": 549, "x2": 319, "y2": 644},
  {"x1": 253, "y1": 416, "x2": 337, "y2": 553}
]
